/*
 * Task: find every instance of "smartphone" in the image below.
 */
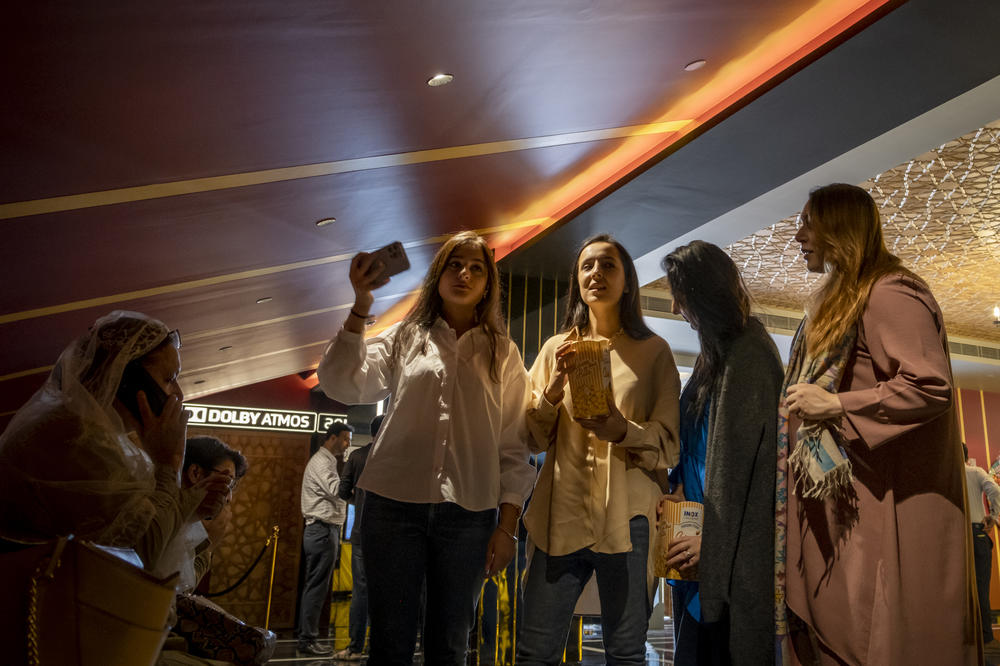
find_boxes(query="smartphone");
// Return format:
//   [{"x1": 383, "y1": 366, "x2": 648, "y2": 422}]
[
  {"x1": 369, "y1": 241, "x2": 410, "y2": 281},
  {"x1": 116, "y1": 361, "x2": 169, "y2": 421}
]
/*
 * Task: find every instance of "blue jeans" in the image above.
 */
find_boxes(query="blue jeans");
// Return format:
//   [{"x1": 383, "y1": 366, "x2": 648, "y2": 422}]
[
  {"x1": 517, "y1": 516, "x2": 651, "y2": 666},
  {"x1": 348, "y1": 541, "x2": 368, "y2": 652},
  {"x1": 361, "y1": 493, "x2": 495, "y2": 666},
  {"x1": 297, "y1": 521, "x2": 341, "y2": 646}
]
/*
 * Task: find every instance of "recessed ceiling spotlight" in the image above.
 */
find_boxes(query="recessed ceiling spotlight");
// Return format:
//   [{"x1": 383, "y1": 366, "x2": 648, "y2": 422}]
[
  {"x1": 219, "y1": 345, "x2": 233, "y2": 352},
  {"x1": 427, "y1": 73, "x2": 454, "y2": 87},
  {"x1": 194, "y1": 379, "x2": 206, "y2": 385},
  {"x1": 256, "y1": 297, "x2": 273, "y2": 304},
  {"x1": 683, "y1": 59, "x2": 707, "y2": 72},
  {"x1": 315, "y1": 217, "x2": 336, "y2": 227}
]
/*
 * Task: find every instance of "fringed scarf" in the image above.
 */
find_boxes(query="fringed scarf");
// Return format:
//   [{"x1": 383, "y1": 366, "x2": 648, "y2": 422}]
[{"x1": 774, "y1": 317, "x2": 856, "y2": 662}]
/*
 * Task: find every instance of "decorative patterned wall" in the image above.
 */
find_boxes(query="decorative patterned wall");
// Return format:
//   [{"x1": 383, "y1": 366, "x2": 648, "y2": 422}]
[{"x1": 187, "y1": 425, "x2": 311, "y2": 629}]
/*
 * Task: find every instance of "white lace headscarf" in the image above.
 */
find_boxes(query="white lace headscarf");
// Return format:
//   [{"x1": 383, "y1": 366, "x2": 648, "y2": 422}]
[{"x1": 0, "y1": 310, "x2": 179, "y2": 546}]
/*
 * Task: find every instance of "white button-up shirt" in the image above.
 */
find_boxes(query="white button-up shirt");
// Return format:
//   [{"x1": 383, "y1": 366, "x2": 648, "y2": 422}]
[
  {"x1": 300, "y1": 446, "x2": 347, "y2": 526},
  {"x1": 317, "y1": 319, "x2": 535, "y2": 512},
  {"x1": 966, "y1": 463, "x2": 1000, "y2": 525}
]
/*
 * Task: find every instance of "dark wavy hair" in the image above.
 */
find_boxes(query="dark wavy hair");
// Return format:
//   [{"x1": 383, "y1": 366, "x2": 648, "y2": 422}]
[
  {"x1": 662, "y1": 240, "x2": 754, "y2": 420},
  {"x1": 560, "y1": 234, "x2": 654, "y2": 340}
]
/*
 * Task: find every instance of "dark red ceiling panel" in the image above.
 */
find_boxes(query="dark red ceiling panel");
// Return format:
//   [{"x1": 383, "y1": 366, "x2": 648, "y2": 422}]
[
  {"x1": 0, "y1": 0, "x2": 896, "y2": 416},
  {"x1": 1, "y1": 139, "x2": 618, "y2": 313},
  {"x1": 1, "y1": 0, "x2": 819, "y2": 201}
]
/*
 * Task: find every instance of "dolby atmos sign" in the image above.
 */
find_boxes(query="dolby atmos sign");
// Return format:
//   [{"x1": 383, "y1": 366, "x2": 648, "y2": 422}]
[{"x1": 185, "y1": 404, "x2": 347, "y2": 434}]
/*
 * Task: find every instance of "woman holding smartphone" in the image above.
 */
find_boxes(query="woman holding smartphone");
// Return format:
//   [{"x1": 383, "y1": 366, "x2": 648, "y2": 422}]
[
  {"x1": 517, "y1": 234, "x2": 680, "y2": 665},
  {"x1": 0, "y1": 310, "x2": 230, "y2": 569},
  {"x1": 659, "y1": 241, "x2": 782, "y2": 666},
  {"x1": 317, "y1": 232, "x2": 535, "y2": 666}
]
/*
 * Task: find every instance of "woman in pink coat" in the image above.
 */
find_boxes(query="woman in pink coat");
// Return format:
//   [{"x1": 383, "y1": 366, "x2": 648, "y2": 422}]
[{"x1": 777, "y1": 183, "x2": 980, "y2": 665}]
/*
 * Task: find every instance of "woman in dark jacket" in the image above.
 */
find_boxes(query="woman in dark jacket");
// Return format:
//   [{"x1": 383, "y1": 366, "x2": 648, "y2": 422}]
[{"x1": 659, "y1": 240, "x2": 783, "y2": 665}]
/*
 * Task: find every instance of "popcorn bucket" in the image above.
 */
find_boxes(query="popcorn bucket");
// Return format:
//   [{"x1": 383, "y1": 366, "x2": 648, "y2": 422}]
[
  {"x1": 567, "y1": 340, "x2": 613, "y2": 420},
  {"x1": 654, "y1": 501, "x2": 703, "y2": 580}
]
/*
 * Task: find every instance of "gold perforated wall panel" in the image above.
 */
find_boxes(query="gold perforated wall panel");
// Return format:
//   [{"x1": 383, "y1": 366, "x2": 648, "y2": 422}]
[{"x1": 187, "y1": 426, "x2": 311, "y2": 629}]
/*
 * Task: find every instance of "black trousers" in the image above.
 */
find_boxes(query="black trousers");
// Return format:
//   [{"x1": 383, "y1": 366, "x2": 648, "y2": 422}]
[
  {"x1": 297, "y1": 521, "x2": 340, "y2": 645},
  {"x1": 973, "y1": 523, "x2": 994, "y2": 644}
]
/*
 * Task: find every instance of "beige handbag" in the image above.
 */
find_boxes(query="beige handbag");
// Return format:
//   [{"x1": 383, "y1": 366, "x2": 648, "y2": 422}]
[{"x1": 1, "y1": 536, "x2": 178, "y2": 666}]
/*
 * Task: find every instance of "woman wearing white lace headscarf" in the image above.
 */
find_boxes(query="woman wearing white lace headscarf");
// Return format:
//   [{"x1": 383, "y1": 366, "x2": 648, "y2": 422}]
[{"x1": 0, "y1": 310, "x2": 226, "y2": 569}]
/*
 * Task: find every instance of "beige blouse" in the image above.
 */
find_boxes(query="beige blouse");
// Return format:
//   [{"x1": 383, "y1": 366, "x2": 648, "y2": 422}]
[{"x1": 523, "y1": 328, "x2": 680, "y2": 562}]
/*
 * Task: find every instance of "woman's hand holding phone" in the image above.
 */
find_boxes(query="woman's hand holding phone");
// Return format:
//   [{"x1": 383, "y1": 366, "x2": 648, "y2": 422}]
[
  {"x1": 346, "y1": 252, "x2": 391, "y2": 334},
  {"x1": 349, "y1": 252, "x2": 390, "y2": 307},
  {"x1": 137, "y1": 390, "x2": 188, "y2": 473}
]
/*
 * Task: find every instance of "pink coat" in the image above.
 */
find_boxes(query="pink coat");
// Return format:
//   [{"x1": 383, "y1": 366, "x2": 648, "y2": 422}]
[{"x1": 786, "y1": 274, "x2": 980, "y2": 665}]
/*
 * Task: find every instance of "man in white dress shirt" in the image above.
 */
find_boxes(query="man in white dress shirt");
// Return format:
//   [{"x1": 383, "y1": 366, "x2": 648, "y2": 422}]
[
  {"x1": 965, "y1": 443, "x2": 1000, "y2": 646},
  {"x1": 296, "y1": 421, "x2": 353, "y2": 656}
]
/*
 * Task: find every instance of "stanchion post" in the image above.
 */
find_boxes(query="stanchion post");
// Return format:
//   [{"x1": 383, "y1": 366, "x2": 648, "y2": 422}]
[{"x1": 264, "y1": 525, "x2": 280, "y2": 631}]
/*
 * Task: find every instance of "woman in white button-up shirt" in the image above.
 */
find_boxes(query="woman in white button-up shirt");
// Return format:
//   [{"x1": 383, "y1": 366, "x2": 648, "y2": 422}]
[{"x1": 317, "y1": 231, "x2": 534, "y2": 666}]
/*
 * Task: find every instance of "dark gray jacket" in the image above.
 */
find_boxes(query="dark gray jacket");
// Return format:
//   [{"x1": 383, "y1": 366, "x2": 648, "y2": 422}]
[
  {"x1": 698, "y1": 320, "x2": 782, "y2": 666},
  {"x1": 338, "y1": 444, "x2": 371, "y2": 542}
]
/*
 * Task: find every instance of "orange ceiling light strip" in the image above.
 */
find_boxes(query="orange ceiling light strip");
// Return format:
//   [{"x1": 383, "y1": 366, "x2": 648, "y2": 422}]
[{"x1": 489, "y1": 0, "x2": 896, "y2": 259}]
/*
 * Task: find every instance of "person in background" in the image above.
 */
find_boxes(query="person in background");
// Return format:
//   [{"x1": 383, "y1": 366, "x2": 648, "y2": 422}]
[
  {"x1": 157, "y1": 436, "x2": 271, "y2": 666},
  {"x1": 517, "y1": 234, "x2": 680, "y2": 665},
  {"x1": 296, "y1": 422, "x2": 353, "y2": 657},
  {"x1": 318, "y1": 231, "x2": 535, "y2": 666},
  {"x1": 178, "y1": 436, "x2": 248, "y2": 586},
  {"x1": 658, "y1": 241, "x2": 783, "y2": 665},
  {"x1": 779, "y1": 183, "x2": 979, "y2": 664},
  {"x1": 334, "y1": 414, "x2": 383, "y2": 661},
  {"x1": 965, "y1": 443, "x2": 1000, "y2": 647}
]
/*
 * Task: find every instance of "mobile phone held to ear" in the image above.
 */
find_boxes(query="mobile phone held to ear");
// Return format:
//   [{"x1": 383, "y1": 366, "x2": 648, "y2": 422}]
[
  {"x1": 116, "y1": 361, "x2": 169, "y2": 421},
  {"x1": 370, "y1": 241, "x2": 410, "y2": 281}
]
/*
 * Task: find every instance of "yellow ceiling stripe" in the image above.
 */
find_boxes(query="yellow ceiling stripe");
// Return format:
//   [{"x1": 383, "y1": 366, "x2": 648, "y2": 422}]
[
  {"x1": 0, "y1": 122, "x2": 691, "y2": 221},
  {"x1": 0, "y1": 252, "x2": 354, "y2": 325},
  {"x1": 0, "y1": 218, "x2": 548, "y2": 327},
  {"x1": 0, "y1": 365, "x2": 54, "y2": 382},
  {"x1": 184, "y1": 288, "x2": 419, "y2": 342}
]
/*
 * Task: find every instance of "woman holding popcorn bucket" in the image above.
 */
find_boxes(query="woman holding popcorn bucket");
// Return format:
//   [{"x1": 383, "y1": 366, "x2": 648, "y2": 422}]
[
  {"x1": 658, "y1": 240, "x2": 783, "y2": 666},
  {"x1": 517, "y1": 234, "x2": 681, "y2": 665}
]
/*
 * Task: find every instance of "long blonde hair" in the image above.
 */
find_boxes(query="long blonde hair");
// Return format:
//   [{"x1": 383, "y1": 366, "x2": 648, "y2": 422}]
[
  {"x1": 391, "y1": 231, "x2": 507, "y2": 382},
  {"x1": 804, "y1": 183, "x2": 912, "y2": 355}
]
